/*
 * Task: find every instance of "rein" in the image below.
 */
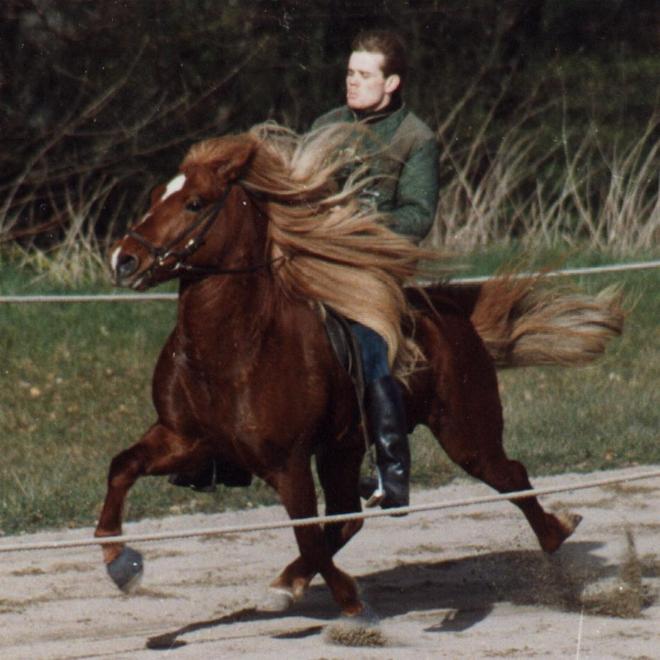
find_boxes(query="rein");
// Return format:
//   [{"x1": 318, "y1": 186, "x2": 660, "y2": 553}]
[{"x1": 127, "y1": 183, "x2": 284, "y2": 280}]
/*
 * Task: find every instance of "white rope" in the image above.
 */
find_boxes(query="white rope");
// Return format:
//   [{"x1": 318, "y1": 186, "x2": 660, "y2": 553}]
[
  {"x1": 446, "y1": 259, "x2": 660, "y2": 285},
  {"x1": 0, "y1": 260, "x2": 658, "y2": 304},
  {"x1": 1, "y1": 468, "x2": 658, "y2": 554},
  {"x1": 0, "y1": 292, "x2": 178, "y2": 303}
]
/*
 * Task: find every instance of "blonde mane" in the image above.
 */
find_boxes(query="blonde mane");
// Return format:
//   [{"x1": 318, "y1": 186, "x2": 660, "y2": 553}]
[{"x1": 195, "y1": 122, "x2": 441, "y2": 377}]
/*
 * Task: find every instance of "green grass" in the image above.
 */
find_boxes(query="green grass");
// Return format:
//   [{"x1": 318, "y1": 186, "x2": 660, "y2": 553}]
[
  {"x1": 0, "y1": 251, "x2": 658, "y2": 535},
  {"x1": 411, "y1": 264, "x2": 660, "y2": 485}
]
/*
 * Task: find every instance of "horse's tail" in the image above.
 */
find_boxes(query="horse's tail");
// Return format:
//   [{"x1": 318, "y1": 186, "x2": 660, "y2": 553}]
[{"x1": 437, "y1": 276, "x2": 625, "y2": 368}]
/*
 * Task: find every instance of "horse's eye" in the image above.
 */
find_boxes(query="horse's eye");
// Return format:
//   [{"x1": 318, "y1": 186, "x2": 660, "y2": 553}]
[{"x1": 185, "y1": 198, "x2": 204, "y2": 213}]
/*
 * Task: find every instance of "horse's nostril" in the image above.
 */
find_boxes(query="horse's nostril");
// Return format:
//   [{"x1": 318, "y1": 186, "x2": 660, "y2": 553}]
[{"x1": 116, "y1": 253, "x2": 138, "y2": 279}]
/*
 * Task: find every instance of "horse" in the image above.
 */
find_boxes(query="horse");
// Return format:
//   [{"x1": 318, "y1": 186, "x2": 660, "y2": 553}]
[{"x1": 97, "y1": 122, "x2": 624, "y2": 618}]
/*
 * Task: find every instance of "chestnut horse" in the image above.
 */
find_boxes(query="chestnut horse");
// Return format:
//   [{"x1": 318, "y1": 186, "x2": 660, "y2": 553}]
[{"x1": 97, "y1": 123, "x2": 623, "y2": 617}]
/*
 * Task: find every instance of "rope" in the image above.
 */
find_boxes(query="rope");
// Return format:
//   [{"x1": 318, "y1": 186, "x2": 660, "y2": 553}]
[
  {"x1": 1, "y1": 467, "x2": 658, "y2": 555},
  {"x1": 0, "y1": 260, "x2": 658, "y2": 304},
  {"x1": 0, "y1": 292, "x2": 178, "y2": 304},
  {"x1": 448, "y1": 259, "x2": 660, "y2": 285}
]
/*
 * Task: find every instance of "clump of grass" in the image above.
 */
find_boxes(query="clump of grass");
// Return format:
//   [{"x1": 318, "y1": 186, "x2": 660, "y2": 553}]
[
  {"x1": 13, "y1": 175, "x2": 118, "y2": 287},
  {"x1": 324, "y1": 620, "x2": 387, "y2": 647}
]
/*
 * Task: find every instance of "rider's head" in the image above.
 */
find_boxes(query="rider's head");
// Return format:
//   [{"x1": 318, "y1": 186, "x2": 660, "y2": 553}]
[{"x1": 346, "y1": 30, "x2": 406, "y2": 113}]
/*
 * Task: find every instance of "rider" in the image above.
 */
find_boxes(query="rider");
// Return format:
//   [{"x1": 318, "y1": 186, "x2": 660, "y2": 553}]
[
  {"x1": 171, "y1": 30, "x2": 439, "y2": 507},
  {"x1": 312, "y1": 30, "x2": 439, "y2": 510}
]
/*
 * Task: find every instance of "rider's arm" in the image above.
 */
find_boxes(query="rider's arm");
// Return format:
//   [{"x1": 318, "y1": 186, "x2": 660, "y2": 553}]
[{"x1": 385, "y1": 137, "x2": 439, "y2": 242}]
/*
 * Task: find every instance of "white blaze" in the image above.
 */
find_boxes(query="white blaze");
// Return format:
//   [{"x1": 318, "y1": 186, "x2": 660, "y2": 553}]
[
  {"x1": 161, "y1": 174, "x2": 186, "y2": 201},
  {"x1": 110, "y1": 246, "x2": 122, "y2": 272}
]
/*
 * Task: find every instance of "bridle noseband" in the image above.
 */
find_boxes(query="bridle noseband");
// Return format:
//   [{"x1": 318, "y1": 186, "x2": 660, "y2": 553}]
[{"x1": 125, "y1": 183, "x2": 283, "y2": 281}]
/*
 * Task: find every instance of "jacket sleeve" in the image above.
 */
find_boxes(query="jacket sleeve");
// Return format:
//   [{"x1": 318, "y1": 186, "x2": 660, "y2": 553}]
[{"x1": 386, "y1": 137, "x2": 439, "y2": 242}]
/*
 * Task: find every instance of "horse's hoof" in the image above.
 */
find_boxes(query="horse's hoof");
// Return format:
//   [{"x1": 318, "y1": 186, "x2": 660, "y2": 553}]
[
  {"x1": 259, "y1": 587, "x2": 295, "y2": 612},
  {"x1": 107, "y1": 546, "x2": 143, "y2": 593},
  {"x1": 345, "y1": 602, "x2": 380, "y2": 627},
  {"x1": 543, "y1": 511, "x2": 584, "y2": 553},
  {"x1": 558, "y1": 511, "x2": 583, "y2": 536}
]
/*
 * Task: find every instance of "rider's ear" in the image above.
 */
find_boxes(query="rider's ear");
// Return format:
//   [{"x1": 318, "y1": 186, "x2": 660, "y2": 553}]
[
  {"x1": 213, "y1": 139, "x2": 256, "y2": 184},
  {"x1": 384, "y1": 74, "x2": 401, "y2": 95}
]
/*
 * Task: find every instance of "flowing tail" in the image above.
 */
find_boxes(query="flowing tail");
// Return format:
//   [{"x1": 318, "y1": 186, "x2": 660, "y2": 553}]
[{"x1": 425, "y1": 276, "x2": 625, "y2": 368}]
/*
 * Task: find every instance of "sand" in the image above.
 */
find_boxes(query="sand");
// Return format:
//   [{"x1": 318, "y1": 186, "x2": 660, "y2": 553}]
[{"x1": 1, "y1": 465, "x2": 658, "y2": 659}]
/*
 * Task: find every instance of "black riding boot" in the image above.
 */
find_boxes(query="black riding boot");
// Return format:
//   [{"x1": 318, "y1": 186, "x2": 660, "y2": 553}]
[{"x1": 359, "y1": 376, "x2": 410, "y2": 510}]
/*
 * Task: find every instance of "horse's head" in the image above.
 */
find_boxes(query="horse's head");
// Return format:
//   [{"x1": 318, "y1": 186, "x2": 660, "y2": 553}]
[{"x1": 110, "y1": 136, "x2": 259, "y2": 289}]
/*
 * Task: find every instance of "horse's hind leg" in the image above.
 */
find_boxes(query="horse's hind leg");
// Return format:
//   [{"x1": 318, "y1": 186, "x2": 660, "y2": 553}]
[
  {"x1": 268, "y1": 441, "x2": 364, "y2": 607},
  {"x1": 461, "y1": 448, "x2": 580, "y2": 553},
  {"x1": 421, "y1": 318, "x2": 580, "y2": 554},
  {"x1": 429, "y1": 395, "x2": 581, "y2": 553},
  {"x1": 94, "y1": 423, "x2": 201, "y2": 590}
]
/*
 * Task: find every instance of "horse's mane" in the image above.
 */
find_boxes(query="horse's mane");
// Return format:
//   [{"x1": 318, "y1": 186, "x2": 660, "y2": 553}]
[{"x1": 192, "y1": 122, "x2": 441, "y2": 377}]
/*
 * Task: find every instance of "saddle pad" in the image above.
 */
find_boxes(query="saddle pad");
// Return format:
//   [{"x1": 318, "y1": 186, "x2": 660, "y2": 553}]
[{"x1": 323, "y1": 307, "x2": 365, "y2": 403}]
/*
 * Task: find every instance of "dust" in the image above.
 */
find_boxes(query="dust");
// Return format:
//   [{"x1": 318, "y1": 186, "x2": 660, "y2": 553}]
[
  {"x1": 579, "y1": 529, "x2": 650, "y2": 618},
  {"x1": 132, "y1": 586, "x2": 180, "y2": 600},
  {"x1": 602, "y1": 482, "x2": 659, "y2": 496},
  {"x1": 145, "y1": 548, "x2": 185, "y2": 559},
  {"x1": 0, "y1": 598, "x2": 25, "y2": 614},
  {"x1": 324, "y1": 621, "x2": 388, "y2": 647},
  {"x1": 51, "y1": 562, "x2": 95, "y2": 573},
  {"x1": 486, "y1": 529, "x2": 655, "y2": 618},
  {"x1": 10, "y1": 566, "x2": 46, "y2": 576},
  {"x1": 407, "y1": 543, "x2": 445, "y2": 554}
]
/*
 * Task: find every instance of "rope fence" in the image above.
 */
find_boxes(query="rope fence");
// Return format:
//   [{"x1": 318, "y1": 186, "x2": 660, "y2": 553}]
[
  {"x1": 0, "y1": 258, "x2": 657, "y2": 555},
  {"x1": 1, "y1": 467, "x2": 658, "y2": 555},
  {"x1": 1, "y1": 260, "x2": 658, "y2": 304}
]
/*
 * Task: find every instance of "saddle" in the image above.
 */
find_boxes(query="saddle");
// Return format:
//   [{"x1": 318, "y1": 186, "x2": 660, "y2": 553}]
[{"x1": 323, "y1": 306, "x2": 366, "y2": 401}]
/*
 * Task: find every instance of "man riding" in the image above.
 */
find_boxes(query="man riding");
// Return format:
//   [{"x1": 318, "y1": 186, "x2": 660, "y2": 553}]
[
  {"x1": 170, "y1": 30, "x2": 439, "y2": 512},
  {"x1": 312, "y1": 29, "x2": 439, "y2": 510}
]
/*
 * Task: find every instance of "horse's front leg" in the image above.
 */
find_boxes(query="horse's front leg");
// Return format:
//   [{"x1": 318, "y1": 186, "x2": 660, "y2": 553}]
[
  {"x1": 269, "y1": 455, "x2": 364, "y2": 617},
  {"x1": 267, "y1": 439, "x2": 364, "y2": 610},
  {"x1": 94, "y1": 423, "x2": 199, "y2": 591}
]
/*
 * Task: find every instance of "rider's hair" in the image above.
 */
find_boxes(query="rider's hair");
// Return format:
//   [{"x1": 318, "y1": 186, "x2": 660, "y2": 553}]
[{"x1": 351, "y1": 29, "x2": 407, "y2": 85}]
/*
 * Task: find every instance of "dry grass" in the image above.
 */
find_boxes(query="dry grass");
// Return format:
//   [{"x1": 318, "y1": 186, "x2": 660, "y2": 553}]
[
  {"x1": 14, "y1": 176, "x2": 115, "y2": 287},
  {"x1": 4, "y1": 103, "x2": 658, "y2": 286},
  {"x1": 426, "y1": 112, "x2": 659, "y2": 256}
]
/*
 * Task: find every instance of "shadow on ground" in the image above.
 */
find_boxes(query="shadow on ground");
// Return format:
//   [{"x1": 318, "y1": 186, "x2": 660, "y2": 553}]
[{"x1": 146, "y1": 539, "x2": 657, "y2": 650}]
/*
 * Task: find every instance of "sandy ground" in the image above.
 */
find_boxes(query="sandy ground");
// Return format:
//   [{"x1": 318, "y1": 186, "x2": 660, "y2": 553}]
[{"x1": 1, "y1": 465, "x2": 659, "y2": 659}]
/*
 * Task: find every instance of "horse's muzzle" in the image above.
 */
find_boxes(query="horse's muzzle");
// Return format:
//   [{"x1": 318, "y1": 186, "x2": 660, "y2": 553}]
[{"x1": 113, "y1": 251, "x2": 139, "y2": 285}]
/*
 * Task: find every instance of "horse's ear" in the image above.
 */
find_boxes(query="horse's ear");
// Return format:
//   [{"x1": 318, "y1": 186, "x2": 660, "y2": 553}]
[{"x1": 213, "y1": 138, "x2": 255, "y2": 184}]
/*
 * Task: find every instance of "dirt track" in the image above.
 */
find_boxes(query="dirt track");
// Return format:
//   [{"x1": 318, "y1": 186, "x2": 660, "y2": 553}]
[{"x1": 1, "y1": 466, "x2": 659, "y2": 659}]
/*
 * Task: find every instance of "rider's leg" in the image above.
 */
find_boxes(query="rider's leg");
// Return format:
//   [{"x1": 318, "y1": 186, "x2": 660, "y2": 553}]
[{"x1": 350, "y1": 323, "x2": 410, "y2": 510}]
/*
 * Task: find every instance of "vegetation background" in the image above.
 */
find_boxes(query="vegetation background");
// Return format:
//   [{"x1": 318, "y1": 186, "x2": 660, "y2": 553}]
[{"x1": 0, "y1": 1, "x2": 658, "y2": 534}]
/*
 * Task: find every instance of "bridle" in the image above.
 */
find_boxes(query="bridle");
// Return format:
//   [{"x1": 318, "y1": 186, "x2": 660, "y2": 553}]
[{"x1": 125, "y1": 182, "x2": 283, "y2": 281}]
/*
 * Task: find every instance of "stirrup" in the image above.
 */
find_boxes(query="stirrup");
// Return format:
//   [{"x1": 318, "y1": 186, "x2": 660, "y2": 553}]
[{"x1": 361, "y1": 471, "x2": 386, "y2": 509}]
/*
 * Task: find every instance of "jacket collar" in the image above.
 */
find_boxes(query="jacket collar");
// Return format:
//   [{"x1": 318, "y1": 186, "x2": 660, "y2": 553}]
[{"x1": 351, "y1": 95, "x2": 404, "y2": 124}]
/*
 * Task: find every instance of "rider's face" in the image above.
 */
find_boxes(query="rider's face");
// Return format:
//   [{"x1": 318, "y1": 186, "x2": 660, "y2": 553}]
[{"x1": 346, "y1": 51, "x2": 399, "y2": 112}]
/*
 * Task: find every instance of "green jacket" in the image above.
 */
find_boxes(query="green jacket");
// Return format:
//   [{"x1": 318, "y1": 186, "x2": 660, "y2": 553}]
[{"x1": 312, "y1": 104, "x2": 439, "y2": 242}]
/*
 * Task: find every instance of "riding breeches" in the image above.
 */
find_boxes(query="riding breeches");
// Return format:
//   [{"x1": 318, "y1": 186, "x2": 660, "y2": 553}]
[{"x1": 349, "y1": 322, "x2": 390, "y2": 384}]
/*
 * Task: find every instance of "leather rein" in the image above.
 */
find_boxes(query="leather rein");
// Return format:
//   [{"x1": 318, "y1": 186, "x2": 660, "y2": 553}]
[{"x1": 126, "y1": 183, "x2": 282, "y2": 280}]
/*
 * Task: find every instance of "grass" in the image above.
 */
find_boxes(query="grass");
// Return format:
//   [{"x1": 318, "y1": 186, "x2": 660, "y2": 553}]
[
  {"x1": 0, "y1": 249, "x2": 658, "y2": 536},
  {"x1": 411, "y1": 263, "x2": 660, "y2": 483}
]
